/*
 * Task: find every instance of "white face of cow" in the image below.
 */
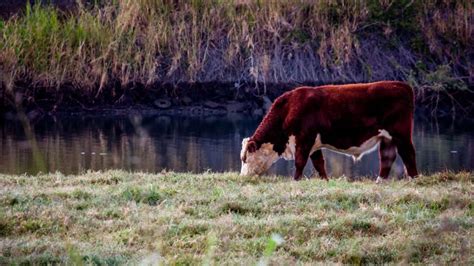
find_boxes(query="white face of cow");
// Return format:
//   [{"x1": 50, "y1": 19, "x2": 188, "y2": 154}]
[{"x1": 240, "y1": 138, "x2": 280, "y2": 176}]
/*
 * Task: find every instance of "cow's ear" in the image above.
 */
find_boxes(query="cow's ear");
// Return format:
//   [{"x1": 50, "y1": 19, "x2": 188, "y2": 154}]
[{"x1": 247, "y1": 140, "x2": 257, "y2": 153}]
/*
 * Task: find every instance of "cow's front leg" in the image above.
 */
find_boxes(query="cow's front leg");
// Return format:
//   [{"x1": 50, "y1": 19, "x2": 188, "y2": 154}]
[
  {"x1": 294, "y1": 143, "x2": 312, "y2": 181},
  {"x1": 310, "y1": 150, "x2": 328, "y2": 180}
]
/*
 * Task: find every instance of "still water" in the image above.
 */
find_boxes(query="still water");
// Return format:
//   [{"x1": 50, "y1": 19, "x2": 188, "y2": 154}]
[{"x1": 1, "y1": 114, "x2": 473, "y2": 177}]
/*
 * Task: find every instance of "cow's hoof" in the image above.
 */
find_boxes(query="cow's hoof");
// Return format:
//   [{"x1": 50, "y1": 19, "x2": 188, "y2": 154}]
[
  {"x1": 375, "y1": 176, "x2": 385, "y2": 184},
  {"x1": 406, "y1": 175, "x2": 420, "y2": 181}
]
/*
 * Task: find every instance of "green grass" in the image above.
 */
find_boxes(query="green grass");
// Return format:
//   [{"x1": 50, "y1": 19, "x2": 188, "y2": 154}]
[
  {"x1": 0, "y1": 171, "x2": 472, "y2": 264},
  {"x1": 0, "y1": 0, "x2": 471, "y2": 95}
]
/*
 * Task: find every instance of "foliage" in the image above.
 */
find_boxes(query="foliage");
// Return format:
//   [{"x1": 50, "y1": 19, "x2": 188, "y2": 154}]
[{"x1": 0, "y1": 0, "x2": 471, "y2": 95}]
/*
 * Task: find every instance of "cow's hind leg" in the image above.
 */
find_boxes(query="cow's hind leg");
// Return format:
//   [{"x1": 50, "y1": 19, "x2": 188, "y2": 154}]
[
  {"x1": 310, "y1": 150, "x2": 328, "y2": 180},
  {"x1": 396, "y1": 138, "x2": 418, "y2": 178},
  {"x1": 294, "y1": 142, "x2": 312, "y2": 181},
  {"x1": 378, "y1": 139, "x2": 397, "y2": 182}
]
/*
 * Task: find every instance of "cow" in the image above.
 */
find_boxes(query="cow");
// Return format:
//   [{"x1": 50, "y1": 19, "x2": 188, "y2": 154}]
[{"x1": 240, "y1": 81, "x2": 418, "y2": 182}]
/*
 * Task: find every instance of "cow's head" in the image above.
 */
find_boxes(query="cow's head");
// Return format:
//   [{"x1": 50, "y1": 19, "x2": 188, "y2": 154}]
[{"x1": 240, "y1": 137, "x2": 279, "y2": 176}]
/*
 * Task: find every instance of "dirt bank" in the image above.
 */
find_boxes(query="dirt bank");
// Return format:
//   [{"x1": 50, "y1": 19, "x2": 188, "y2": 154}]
[{"x1": 2, "y1": 81, "x2": 473, "y2": 124}]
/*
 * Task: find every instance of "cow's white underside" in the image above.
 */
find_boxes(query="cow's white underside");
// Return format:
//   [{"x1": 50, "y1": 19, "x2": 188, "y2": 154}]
[
  {"x1": 283, "y1": 129, "x2": 392, "y2": 161},
  {"x1": 240, "y1": 129, "x2": 392, "y2": 176}
]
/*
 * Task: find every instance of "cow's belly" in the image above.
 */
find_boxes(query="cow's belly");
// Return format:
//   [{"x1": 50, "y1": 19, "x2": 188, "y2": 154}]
[{"x1": 282, "y1": 129, "x2": 392, "y2": 161}]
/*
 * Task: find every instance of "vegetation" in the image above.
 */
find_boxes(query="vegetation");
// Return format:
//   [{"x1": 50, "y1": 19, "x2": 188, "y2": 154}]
[
  {"x1": 0, "y1": 170, "x2": 472, "y2": 264},
  {"x1": 0, "y1": 0, "x2": 471, "y2": 101}
]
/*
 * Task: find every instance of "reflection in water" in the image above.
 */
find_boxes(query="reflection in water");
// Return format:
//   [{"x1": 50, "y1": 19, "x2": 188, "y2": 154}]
[{"x1": 0, "y1": 114, "x2": 473, "y2": 177}]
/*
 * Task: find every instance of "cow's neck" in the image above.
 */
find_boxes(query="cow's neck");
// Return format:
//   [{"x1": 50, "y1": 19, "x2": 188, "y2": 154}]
[{"x1": 251, "y1": 116, "x2": 287, "y2": 155}]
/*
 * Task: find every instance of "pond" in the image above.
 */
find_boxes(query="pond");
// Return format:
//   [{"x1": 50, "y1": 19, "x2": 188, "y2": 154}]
[{"x1": 1, "y1": 113, "x2": 473, "y2": 178}]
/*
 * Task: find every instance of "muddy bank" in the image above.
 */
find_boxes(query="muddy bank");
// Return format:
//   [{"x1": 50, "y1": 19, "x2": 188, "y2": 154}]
[
  {"x1": 1, "y1": 82, "x2": 289, "y2": 117},
  {"x1": 2, "y1": 82, "x2": 474, "y2": 124}
]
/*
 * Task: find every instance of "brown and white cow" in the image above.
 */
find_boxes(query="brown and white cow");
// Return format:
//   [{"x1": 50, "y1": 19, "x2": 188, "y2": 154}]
[{"x1": 240, "y1": 81, "x2": 418, "y2": 182}]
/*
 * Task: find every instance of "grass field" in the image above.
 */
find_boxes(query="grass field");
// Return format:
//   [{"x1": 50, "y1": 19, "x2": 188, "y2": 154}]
[{"x1": 0, "y1": 171, "x2": 472, "y2": 264}]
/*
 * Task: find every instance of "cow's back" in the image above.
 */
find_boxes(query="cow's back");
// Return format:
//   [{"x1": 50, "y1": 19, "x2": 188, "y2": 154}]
[
  {"x1": 281, "y1": 81, "x2": 415, "y2": 147},
  {"x1": 317, "y1": 81, "x2": 413, "y2": 111}
]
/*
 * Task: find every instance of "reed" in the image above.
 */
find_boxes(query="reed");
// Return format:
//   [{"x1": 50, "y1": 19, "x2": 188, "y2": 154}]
[{"x1": 0, "y1": 0, "x2": 471, "y2": 98}]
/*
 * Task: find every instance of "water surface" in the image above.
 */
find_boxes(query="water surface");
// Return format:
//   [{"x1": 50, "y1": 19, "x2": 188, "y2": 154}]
[{"x1": 1, "y1": 114, "x2": 473, "y2": 178}]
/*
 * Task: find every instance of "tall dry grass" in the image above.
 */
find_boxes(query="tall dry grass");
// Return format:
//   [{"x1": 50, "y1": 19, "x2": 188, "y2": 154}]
[{"x1": 0, "y1": 0, "x2": 472, "y2": 97}]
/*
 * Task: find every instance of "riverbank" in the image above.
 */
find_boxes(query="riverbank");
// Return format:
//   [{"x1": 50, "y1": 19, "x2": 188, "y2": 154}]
[
  {"x1": 1, "y1": 1, "x2": 472, "y2": 117},
  {"x1": 0, "y1": 171, "x2": 472, "y2": 264},
  {"x1": 3, "y1": 81, "x2": 474, "y2": 123}
]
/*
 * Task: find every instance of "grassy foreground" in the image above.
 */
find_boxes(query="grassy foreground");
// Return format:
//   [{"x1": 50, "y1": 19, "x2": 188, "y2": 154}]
[{"x1": 0, "y1": 171, "x2": 472, "y2": 264}]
